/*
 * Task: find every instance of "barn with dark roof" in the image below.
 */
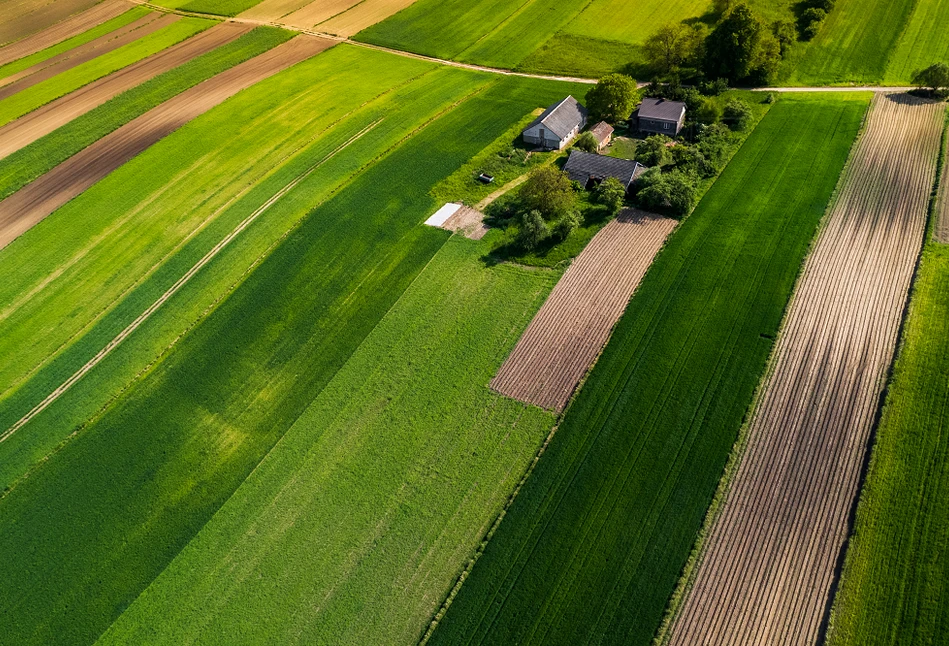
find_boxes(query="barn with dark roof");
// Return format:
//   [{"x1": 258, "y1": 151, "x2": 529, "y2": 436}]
[{"x1": 563, "y1": 150, "x2": 645, "y2": 192}]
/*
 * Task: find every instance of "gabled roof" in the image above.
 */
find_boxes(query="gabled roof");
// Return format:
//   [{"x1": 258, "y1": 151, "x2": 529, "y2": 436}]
[
  {"x1": 525, "y1": 95, "x2": 588, "y2": 140},
  {"x1": 636, "y1": 97, "x2": 686, "y2": 122},
  {"x1": 590, "y1": 121, "x2": 614, "y2": 144},
  {"x1": 563, "y1": 150, "x2": 643, "y2": 190}
]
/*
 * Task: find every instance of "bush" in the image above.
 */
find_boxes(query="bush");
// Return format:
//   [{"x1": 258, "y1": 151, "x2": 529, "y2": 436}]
[
  {"x1": 516, "y1": 210, "x2": 550, "y2": 250},
  {"x1": 772, "y1": 19, "x2": 796, "y2": 56},
  {"x1": 594, "y1": 177, "x2": 627, "y2": 214},
  {"x1": 518, "y1": 166, "x2": 577, "y2": 220},
  {"x1": 800, "y1": 8, "x2": 826, "y2": 40},
  {"x1": 699, "y1": 78, "x2": 730, "y2": 96},
  {"x1": 637, "y1": 135, "x2": 674, "y2": 167},
  {"x1": 805, "y1": 0, "x2": 834, "y2": 11},
  {"x1": 636, "y1": 168, "x2": 698, "y2": 217},
  {"x1": 695, "y1": 98, "x2": 723, "y2": 125},
  {"x1": 764, "y1": 92, "x2": 776, "y2": 104},
  {"x1": 552, "y1": 210, "x2": 581, "y2": 241},
  {"x1": 722, "y1": 99, "x2": 753, "y2": 131},
  {"x1": 672, "y1": 145, "x2": 716, "y2": 178},
  {"x1": 574, "y1": 131, "x2": 599, "y2": 153},
  {"x1": 695, "y1": 122, "x2": 733, "y2": 168}
]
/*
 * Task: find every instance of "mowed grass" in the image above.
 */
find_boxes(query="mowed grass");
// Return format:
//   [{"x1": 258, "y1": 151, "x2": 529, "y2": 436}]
[
  {"x1": 828, "y1": 244, "x2": 949, "y2": 644},
  {"x1": 0, "y1": 7, "x2": 150, "y2": 80},
  {"x1": 0, "y1": 26, "x2": 293, "y2": 202},
  {"x1": 97, "y1": 237, "x2": 558, "y2": 646},
  {"x1": 0, "y1": 16, "x2": 214, "y2": 127},
  {"x1": 428, "y1": 94, "x2": 869, "y2": 646},
  {"x1": 0, "y1": 66, "x2": 582, "y2": 646}
]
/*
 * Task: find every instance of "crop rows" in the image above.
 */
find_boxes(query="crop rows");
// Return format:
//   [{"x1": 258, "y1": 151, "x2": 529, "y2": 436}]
[
  {"x1": 937, "y1": 120, "x2": 949, "y2": 244},
  {"x1": 0, "y1": 0, "x2": 115, "y2": 49},
  {"x1": 668, "y1": 94, "x2": 946, "y2": 646},
  {"x1": 491, "y1": 208, "x2": 676, "y2": 412}
]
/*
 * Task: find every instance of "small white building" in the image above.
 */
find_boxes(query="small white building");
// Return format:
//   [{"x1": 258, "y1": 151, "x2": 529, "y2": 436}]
[{"x1": 522, "y1": 96, "x2": 588, "y2": 150}]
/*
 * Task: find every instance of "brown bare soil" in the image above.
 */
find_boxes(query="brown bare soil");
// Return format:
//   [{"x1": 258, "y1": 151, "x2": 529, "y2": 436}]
[
  {"x1": 0, "y1": 0, "x2": 129, "y2": 64},
  {"x1": 936, "y1": 124, "x2": 949, "y2": 244},
  {"x1": 668, "y1": 94, "x2": 946, "y2": 646},
  {"x1": 0, "y1": 12, "x2": 177, "y2": 99},
  {"x1": 0, "y1": 34, "x2": 332, "y2": 250},
  {"x1": 0, "y1": 0, "x2": 115, "y2": 48},
  {"x1": 442, "y1": 205, "x2": 488, "y2": 240},
  {"x1": 0, "y1": 21, "x2": 252, "y2": 159},
  {"x1": 310, "y1": 0, "x2": 419, "y2": 36},
  {"x1": 281, "y1": 0, "x2": 360, "y2": 30},
  {"x1": 238, "y1": 0, "x2": 311, "y2": 22},
  {"x1": 491, "y1": 208, "x2": 676, "y2": 412}
]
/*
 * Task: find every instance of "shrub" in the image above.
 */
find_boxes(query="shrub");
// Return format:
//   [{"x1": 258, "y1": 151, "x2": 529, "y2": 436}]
[
  {"x1": 699, "y1": 78, "x2": 730, "y2": 96},
  {"x1": 637, "y1": 135, "x2": 674, "y2": 167},
  {"x1": 805, "y1": 0, "x2": 835, "y2": 12},
  {"x1": 695, "y1": 122, "x2": 733, "y2": 168},
  {"x1": 516, "y1": 210, "x2": 550, "y2": 250},
  {"x1": 695, "y1": 98, "x2": 722, "y2": 125},
  {"x1": 722, "y1": 99, "x2": 753, "y2": 131},
  {"x1": 552, "y1": 210, "x2": 581, "y2": 241},
  {"x1": 636, "y1": 168, "x2": 698, "y2": 217},
  {"x1": 800, "y1": 8, "x2": 826, "y2": 40},
  {"x1": 772, "y1": 19, "x2": 797, "y2": 56},
  {"x1": 764, "y1": 92, "x2": 776, "y2": 104},
  {"x1": 594, "y1": 177, "x2": 627, "y2": 214},
  {"x1": 672, "y1": 145, "x2": 716, "y2": 178},
  {"x1": 574, "y1": 131, "x2": 599, "y2": 153}
]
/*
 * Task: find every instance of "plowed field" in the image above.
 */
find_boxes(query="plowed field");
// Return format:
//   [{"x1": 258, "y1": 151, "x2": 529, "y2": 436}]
[
  {"x1": 668, "y1": 94, "x2": 946, "y2": 646},
  {"x1": 491, "y1": 208, "x2": 676, "y2": 411},
  {"x1": 0, "y1": 34, "x2": 331, "y2": 249},
  {"x1": 0, "y1": 0, "x2": 114, "y2": 47},
  {"x1": 0, "y1": 21, "x2": 253, "y2": 159}
]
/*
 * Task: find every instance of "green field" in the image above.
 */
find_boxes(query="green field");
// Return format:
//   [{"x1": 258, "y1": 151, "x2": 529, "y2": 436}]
[
  {"x1": 96, "y1": 236, "x2": 558, "y2": 645},
  {"x1": 0, "y1": 16, "x2": 214, "y2": 127},
  {"x1": 427, "y1": 94, "x2": 868, "y2": 646},
  {"x1": 827, "y1": 243, "x2": 949, "y2": 644},
  {"x1": 0, "y1": 44, "x2": 584, "y2": 644},
  {"x1": 0, "y1": 26, "x2": 293, "y2": 202}
]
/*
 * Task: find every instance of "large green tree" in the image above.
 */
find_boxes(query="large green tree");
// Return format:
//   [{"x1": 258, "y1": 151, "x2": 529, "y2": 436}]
[
  {"x1": 643, "y1": 23, "x2": 705, "y2": 76},
  {"x1": 704, "y1": 4, "x2": 781, "y2": 84},
  {"x1": 585, "y1": 73, "x2": 639, "y2": 122},
  {"x1": 913, "y1": 62, "x2": 949, "y2": 98},
  {"x1": 518, "y1": 166, "x2": 577, "y2": 220}
]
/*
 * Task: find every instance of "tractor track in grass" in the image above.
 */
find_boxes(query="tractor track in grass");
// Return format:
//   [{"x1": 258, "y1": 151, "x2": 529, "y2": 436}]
[
  {"x1": 0, "y1": 34, "x2": 332, "y2": 250},
  {"x1": 668, "y1": 93, "x2": 946, "y2": 646}
]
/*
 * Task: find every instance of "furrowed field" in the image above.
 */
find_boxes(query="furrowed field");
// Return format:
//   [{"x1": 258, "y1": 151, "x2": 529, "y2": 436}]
[
  {"x1": 0, "y1": 42, "x2": 585, "y2": 644},
  {"x1": 427, "y1": 94, "x2": 868, "y2": 646}
]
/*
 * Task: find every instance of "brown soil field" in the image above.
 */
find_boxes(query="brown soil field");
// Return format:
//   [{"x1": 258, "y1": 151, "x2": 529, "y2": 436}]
[
  {"x1": 667, "y1": 94, "x2": 946, "y2": 646},
  {"x1": 0, "y1": 12, "x2": 177, "y2": 99},
  {"x1": 0, "y1": 34, "x2": 332, "y2": 250},
  {"x1": 307, "y1": 0, "x2": 419, "y2": 36},
  {"x1": 491, "y1": 208, "x2": 676, "y2": 412},
  {"x1": 282, "y1": 0, "x2": 361, "y2": 30},
  {"x1": 936, "y1": 123, "x2": 949, "y2": 244},
  {"x1": 0, "y1": 21, "x2": 251, "y2": 159},
  {"x1": 442, "y1": 205, "x2": 488, "y2": 240},
  {"x1": 0, "y1": 0, "x2": 129, "y2": 64},
  {"x1": 239, "y1": 0, "x2": 311, "y2": 22},
  {"x1": 0, "y1": 0, "x2": 113, "y2": 47}
]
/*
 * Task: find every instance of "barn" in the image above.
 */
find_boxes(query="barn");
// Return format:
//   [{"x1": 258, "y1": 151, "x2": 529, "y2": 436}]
[
  {"x1": 563, "y1": 150, "x2": 645, "y2": 192},
  {"x1": 522, "y1": 96, "x2": 588, "y2": 150},
  {"x1": 633, "y1": 97, "x2": 686, "y2": 136}
]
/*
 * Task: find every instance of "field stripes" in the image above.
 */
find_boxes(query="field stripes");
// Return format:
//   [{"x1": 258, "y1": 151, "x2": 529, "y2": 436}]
[
  {"x1": 668, "y1": 94, "x2": 945, "y2": 645},
  {"x1": 0, "y1": 34, "x2": 333, "y2": 250},
  {"x1": 0, "y1": 0, "x2": 118, "y2": 48},
  {"x1": 492, "y1": 209, "x2": 676, "y2": 411},
  {"x1": 0, "y1": 21, "x2": 254, "y2": 161}
]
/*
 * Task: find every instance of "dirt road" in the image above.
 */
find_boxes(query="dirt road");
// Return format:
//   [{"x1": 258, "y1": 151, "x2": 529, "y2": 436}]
[
  {"x1": 491, "y1": 209, "x2": 676, "y2": 412},
  {"x1": 667, "y1": 94, "x2": 946, "y2": 646},
  {"x1": 0, "y1": 21, "x2": 252, "y2": 159},
  {"x1": 0, "y1": 34, "x2": 332, "y2": 250}
]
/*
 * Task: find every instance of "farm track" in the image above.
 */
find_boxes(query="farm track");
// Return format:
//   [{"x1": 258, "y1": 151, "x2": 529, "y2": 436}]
[
  {"x1": 937, "y1": 123, "x2": 949, "y2": 244},
  {"x1": 491, "y1": 208, "x2": 676, "y2": 412},
  {"x1": 0, "y1": 34, "x2": 332, "y2": 250},
  {"x1": 0, "y1": 21, "x2": 252, "y2": 159},
  {"x1": 0, "y1": 12, "x2": 179, "y2": 99},
  {"x1": 668, "y1": 94, "x2": 946, "y2": 646},
  {"x1": 0, "y1": 0, "x2": 114, "y2": 48}
]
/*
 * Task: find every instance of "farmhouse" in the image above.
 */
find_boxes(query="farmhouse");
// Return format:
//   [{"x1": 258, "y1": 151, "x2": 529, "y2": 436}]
[
  {"x1": 589, "y1": 121, "x2": 614, "y2": 150},
  {"x1": 633, "y1": 97, "x2": 686, "y2": 135},
  {"x1": 563, "y1": 149, "x2": 645, "y2": 192},
  {"x1": 522, "y1": 96, "x2": 588, "y2": 150}
]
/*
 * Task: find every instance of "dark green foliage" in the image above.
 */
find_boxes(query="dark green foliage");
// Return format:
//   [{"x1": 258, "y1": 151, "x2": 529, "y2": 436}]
[
  {"x1": 772, "y1": 19, "x2": 797, "y2": 56},
  {"x1": 723, "y1": 98, "x2": 754, "y2": 131},
  {"x1": 637, "y1": 134, "x2": 674, "y2": 167},
  {"x1": 672, "y1": 144, "x2": 716, "y2": 177},
  {"x1": 805, "y1": 0, "x2": 835, "y2": 13},
  {"x1": 585, "y1": 73, "x2": 639, "y2": 122},
  {"x1": 695, "y1": 122, "x2": 733, "y2": 167},
  {"x1": 551, "y1": 209, "x2": 581, "y2": 241},
  {"x1": 801, "y1": 8, "x2": 826, "y2": 40},
  {"x1": 594, "y1": 176, "x2": 627, "y2": 214},
  {"x1": 517, "y1": 210, "x2": 551, "y2": 249},
  {"x1": 696, "y1": 98, "x2": 723, "y2": 124},
  {"x1": 574, "y1": 131, "x2": 599, "y2": 152},
  {"x1": 518, "y1": 165, "x2": 578, "y2": 220},
  {"x1": 704, "y1": 4, "x2": 781, "y2": 84},
  {"x1": 699, "y1": 77, "x2": 729, "y2": 96},
  {"x1": 635, "y1": 166, "x2": 697, "y2": 216},
  {"x1": 642, "y1": 23, "x2": 705, "y2": 76},
  {"x1": 912, "y1": 62, "x2": 949, "y2": 98},
  {"x1": 428, "y1": 95, "x2": 867, "y2": 646}
]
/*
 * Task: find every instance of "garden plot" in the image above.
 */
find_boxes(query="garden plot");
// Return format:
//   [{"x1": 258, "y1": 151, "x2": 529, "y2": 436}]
[
  {"x1": 492, "y1": 208, "x2": 676, "y2": 411},
  {"x1": 668, "y1": 94, "x2": 945, "y2": 646},
  {"x1": 0, "y1": 34, "x2": 332, "y2": 249}
]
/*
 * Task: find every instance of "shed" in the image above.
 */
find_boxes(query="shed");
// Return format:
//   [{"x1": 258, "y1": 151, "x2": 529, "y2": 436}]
[
  {"x1": 522, "y1": 96, "x2": 588, "y2": 151},
  {"x1": 633, "y1": 97, "x2": 686, "y2": 135},
  {"x1": 589, "y1": 121, "x2": 614, "y2": 150},
  {"x1": 563, "y1": 150, "x2": 645, "y2": 192}
]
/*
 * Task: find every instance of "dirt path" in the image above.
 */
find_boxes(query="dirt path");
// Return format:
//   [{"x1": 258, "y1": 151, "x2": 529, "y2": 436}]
[
  {"x1": 667, "y1": 94, "x2": 946, "y2": 646},
  {"x1": 0, "y1": 12, "x2": 178, "y2": 99},
  {"x1": 0, "y1": 34, "x2": 331, "y2": 250},
  {"x1": 0, "y1": 0, "x2": 112, "y2": 47},
  {"x1": 0, "y1": 0, "x2": 130, "y2": 65},
  {"x1": 0, "y1": 21, "x2": 252, "y2": 159},
  {"x1": 491, "y1": 208, "x2": 676, "y2": 412}
]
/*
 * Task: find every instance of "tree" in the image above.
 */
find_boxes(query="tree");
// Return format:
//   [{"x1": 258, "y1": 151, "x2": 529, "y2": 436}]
[
  {"x1": 749, "y1": 29, "x2": 782, "y2": 84},
  {"x1": 695, "y1": 98, "x2": 723, "y2": 125},
  {"x1": 912, "y1": 62, "x2": 949, "y2": 98},
  {"x1": 672, "y1": 145, "x2": 716, "y2": 178},
  {"x1": 636, "y1": 135, "x2": 674, "y2": 167},
  {"x1": 594, "y1": 177, "x2": 627, "y2": 215},
  {"x1": 516, "y1": 210, "x2": 550, "y2": 251},
  {"x1": 806, "y1": 0, "x2": 835, "y2": 11},
  {"x1": 574, "y1": 131, "x2": 599, "y2": 153},
  {"x1": 704, "y1": 4, "x2": 776, "y2": 84},
  {"x1": 695, "y1": 122, "x2": 733, "y2": 168},
  {"x1": 800, "y1": 8, "x2": 826, "y2": 40},
  {"x1": 585, "y1": 73, "x2": 639, "y2": 123},
  {"x1": 552, "y1": 210, "x2": 581, "y2": 241},
  {"x1": 643, "y1": 24, "x2": 704, "y2": 76},
  {"x1": 518, "y1": 166, "x2": 577, "y2": 220},
  {"x1": 772, "y1": 19, "x2": 796, "y2": 56},
  {"x1": 635, "y1": 169, "x2": 697, "y2": 217},
  {"x1": 722, "y1": 99, "x2": 753, "y2": 131}
]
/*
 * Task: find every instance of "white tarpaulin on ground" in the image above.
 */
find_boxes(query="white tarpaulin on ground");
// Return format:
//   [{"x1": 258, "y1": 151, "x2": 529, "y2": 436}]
[{"x1": 424, "y1": 203, "x2": 461, "y2": 227}]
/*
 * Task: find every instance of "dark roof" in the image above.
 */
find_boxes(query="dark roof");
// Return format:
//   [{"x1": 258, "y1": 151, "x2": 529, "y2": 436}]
[
  {"x1": 636, "y1": 97, "x2": 686, "y2": 122},
  {"x1": 525, "y1": 95, "x2": 588, "y2": 140},
  {"x1": 563, "y1": 150, "x2": 643, "y2": 190},
  {"x1": 590, "y1": 121, "x2": 614, "y2": 143}
]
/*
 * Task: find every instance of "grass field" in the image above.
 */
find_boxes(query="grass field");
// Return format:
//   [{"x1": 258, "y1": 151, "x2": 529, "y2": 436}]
[
  {"x1": 0, "y1": 26, "x2": 292, "y2": 202},
  {"x1": 427, "y1": 93, "x2": 869, "y2": 646},
  {"x1": 0, "y1": 51, "x2": 584, "y2": 644},
  {"x1": 0, "y1": 7, "x2": 150, "y2": 81},
  {"x1": 827, "y1": 243, "x2": 949, "y2": 644},
  {"x1": 0, "y1": 16, "x2": 214, "y2": 127},
  {"x1": 96, "y1": 237, "x2": 559, "y2": 645}
]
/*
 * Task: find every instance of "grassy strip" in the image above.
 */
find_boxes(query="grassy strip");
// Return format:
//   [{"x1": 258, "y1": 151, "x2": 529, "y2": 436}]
[
  {"x1": 826, "y1": 244, "x2": 949, "y2": 644},
  {"x1": 0, "y1": 26, "x2": 293, "y2": 203},
  {"x1": 0, "y1": 72, "x2": 580, "y2": 646},
  {"x1": 0, "y1": 17, "x2": 214, "y2": 127},
  {"x1": 97, "y1": 237, "x2": 558, "y2": 645},
  {"x1": 0, "y1": 7, "x2": 150, "y2": 80},
  {"x1": 427, "y1": 94, "x2": 869, "y2": 646}
]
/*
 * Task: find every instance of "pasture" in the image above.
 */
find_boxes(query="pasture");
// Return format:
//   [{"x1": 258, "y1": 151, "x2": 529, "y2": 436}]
[{"x1": 427, "y1": 93, "x2": 868, "y2": 646}]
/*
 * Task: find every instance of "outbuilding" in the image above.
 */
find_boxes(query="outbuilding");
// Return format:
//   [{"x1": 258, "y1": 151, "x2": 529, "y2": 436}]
[
  {"x1": 522, "y1": 96, "x2": 588, "y2": 150},
  {"x1": 633, "y1": 97, "x2": 686, "y2": 136},
  {"x1": 563, "y1": 149, "x2": 645, "y2": 193},
  {"x1": 589, "y1": 121, "x2": 614, "y2": 150}
]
